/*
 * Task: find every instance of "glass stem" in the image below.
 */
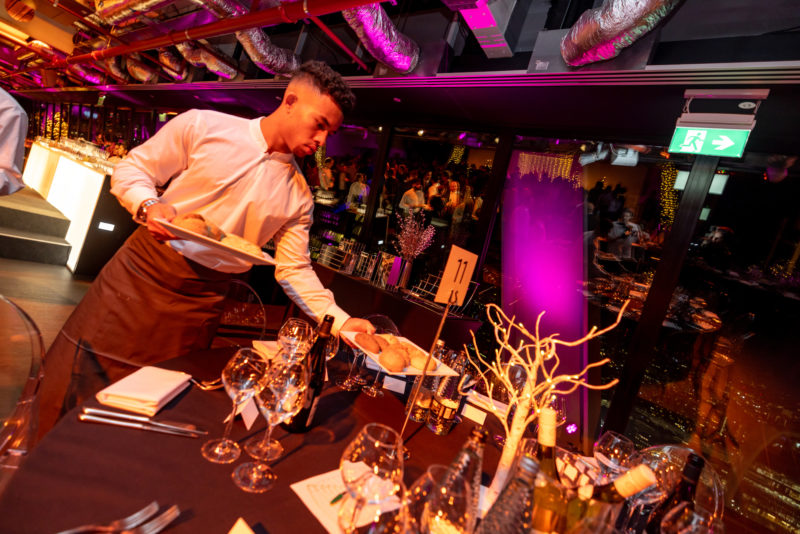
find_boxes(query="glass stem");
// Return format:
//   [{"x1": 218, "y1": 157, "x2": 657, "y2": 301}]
[
  {"x1": 346, "y1": 497, "x2": 365, "y2": 533},
  {"x1": 260, "y1": 421, "x2": 274, "y2": 448},
  {"x1": 222, "y1": 400, "x2": 237, "y2": 441}
]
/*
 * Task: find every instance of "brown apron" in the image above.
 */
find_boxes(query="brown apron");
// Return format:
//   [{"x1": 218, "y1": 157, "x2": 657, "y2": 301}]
[{"x1": 37, "y1": 227, "x2": 237, "y2": 440}]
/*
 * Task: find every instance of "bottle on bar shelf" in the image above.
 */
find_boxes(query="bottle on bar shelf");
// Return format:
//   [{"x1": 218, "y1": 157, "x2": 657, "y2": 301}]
[
  {"x1": 475, "y1": 454, "x2": 540, "y2": 534},
  {"x1": 644, "y1": 452, "x2": 705, "y2": 533},
  {"x1": 565, "y1": 464, "x2": 657, "y2": 531},
  {"x1": 444, "y1": 426, "x2": 488, "y2": 532},
  {"x1": 405, "y1": 340, "x2": 444, "y2": 423},
  {"x1": 528, "y1": 406, "x2": 567, "y2": 533},
  {"x1": 426, "y1": 349, "x2": 468, "y2": 435},
  {"x1": 281, "y1": 315, "x2": 334, "y2": 433}
]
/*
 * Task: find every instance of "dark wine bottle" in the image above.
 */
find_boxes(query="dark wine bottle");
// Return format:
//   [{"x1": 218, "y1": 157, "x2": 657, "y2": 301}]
[
  {"x1": 281, "y1": 315, "x2": 334, "y2": 433},
  {"x1": 445, "y1": 426, "x2": 488, "y2": 532},
  {"x1": 644, "y1": 453, "x2": 705, "y2": 533}
]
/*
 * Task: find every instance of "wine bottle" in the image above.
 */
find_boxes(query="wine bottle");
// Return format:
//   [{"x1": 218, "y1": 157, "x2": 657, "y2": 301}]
[
  {"x1": 566, "y1": 465, "x2": 657, "y2": 530},
  {"x1": 281, "y1": 315, "x2": 334, "y2": 433},
  {"x1": 537, "y1": 406, "x2": 560, "y2": 480},
  {"x1": 476, "y1": 454, "x2": 540, "y2": 534},
  {"x1": 644, "y1": 453, "x2": 705, "y2": 533},
  {"x1": 445, "y1": 426, "x2": 488, "y2": 532}
]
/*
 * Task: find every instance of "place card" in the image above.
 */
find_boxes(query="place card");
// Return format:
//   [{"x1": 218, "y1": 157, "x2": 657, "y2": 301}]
[
  {"x1": 382, "y1": 376, "x2": 407, "y2": 394},
  {"x1": 460, "y1": 403, "x2": 487, "y2": 425},
  {"x1": 225, "y1": 398, "x2": 259, "y2": 430},
  {"x1": 228, "y1": 518, "x2": 255, "y2": 534}
]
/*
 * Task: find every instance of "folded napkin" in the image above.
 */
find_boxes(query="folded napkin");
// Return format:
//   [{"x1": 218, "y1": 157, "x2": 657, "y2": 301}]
[
  {"x1": 252, "y1": 340, "x2": 280, "y2": 359},
  {"x1": 96, "y1": 366, "x2": 192, "y2": 416}
]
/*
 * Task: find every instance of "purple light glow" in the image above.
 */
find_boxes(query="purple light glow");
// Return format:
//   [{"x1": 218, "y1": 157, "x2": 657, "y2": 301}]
[
  {"x1": 566, "y1": 423, "x2": 578, "y2": 434},
  {"x1": 458, "y1": 132, "x2": 467, "y2": 140},
  {"x1": 502, "y1": 149, "x2": 586, "y2": 422},
  {"x1": 460, "y1": 0, "x2": 498, "y2": 31}
]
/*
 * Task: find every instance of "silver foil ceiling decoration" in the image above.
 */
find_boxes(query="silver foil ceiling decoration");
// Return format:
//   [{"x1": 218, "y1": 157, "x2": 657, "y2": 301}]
[
  {"x1": 93, "y1": 0, "x2": 175, "y2": 26},
  {"x1": 126, "y1": 52, "x2": 159, "y2": 83},
  {"x1": 174, "y1": 41, "x2": 238, "y2": 80},
  {"x1": 190, "y1": 0, "x2": 299, "y2": 75},
  {"x1": 342, "y1": 3, "x2": 420, "y2": 74},
  {"x1": 561, "y1": 0, "x2": 681, "y2": 67},
  {"x1": 158, "y1": 47, "x2": 188, "y2": 81}
]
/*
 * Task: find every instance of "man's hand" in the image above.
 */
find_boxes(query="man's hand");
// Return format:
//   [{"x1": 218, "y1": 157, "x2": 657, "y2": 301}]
[
  {"x1": 339, "y1": 318, "x2": 376, "y2": 348},
  {"x1": 144, "y1": 202, "x2": 177, "y2": 242}
]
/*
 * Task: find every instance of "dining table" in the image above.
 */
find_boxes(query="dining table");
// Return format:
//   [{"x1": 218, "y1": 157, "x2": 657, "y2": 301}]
[{"x1": 0, "y1": 347, "x2": 502, "y2": 534}]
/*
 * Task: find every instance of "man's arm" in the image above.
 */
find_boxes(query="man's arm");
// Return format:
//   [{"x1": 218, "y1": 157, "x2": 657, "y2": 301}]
[
  {"x1": 0, "y1": 90, "x2": 27, "y2": 196},
  {"x1": 271, "y1": 205, "x2": 373, "y2": 336}
]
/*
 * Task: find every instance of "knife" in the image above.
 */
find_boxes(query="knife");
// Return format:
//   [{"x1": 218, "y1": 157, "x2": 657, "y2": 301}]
[
  {"x1": 82, "y1": 407, "x2": 208, "y2": 435},
  {"x1": 78, "y1": 413, "x2": 201, "y2": 438}
]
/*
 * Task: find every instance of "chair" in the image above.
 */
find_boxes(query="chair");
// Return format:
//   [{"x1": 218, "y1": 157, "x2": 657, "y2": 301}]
[
  {"x1": 214, "y1": 280, "x2": 285, "y2": 345},
  {"x1": 0, "y1": 295, "x2": 46, "y2": 495}
]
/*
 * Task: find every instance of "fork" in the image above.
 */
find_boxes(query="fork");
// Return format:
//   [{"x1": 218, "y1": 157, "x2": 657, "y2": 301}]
[
  {"x1": 120, "y1": 505, "x2": 181, "y2": 534},
  {"x1": 190, "y1": 377, "x2": 223, "y2": 391},
  {"x1": 56, "y1": 501, "x2": 159, "y2": 534}
]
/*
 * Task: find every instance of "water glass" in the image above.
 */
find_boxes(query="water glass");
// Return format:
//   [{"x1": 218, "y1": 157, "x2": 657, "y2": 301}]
[
  {"x1": 278, "y1": 317, "x2": 315, "y2": 358},
  {"x1": 660, "y1": 503, "x2": 721, "y2": 533},
  {"x1": 417, "y1": 467, "x2": 473, "y2": 534},
  {"x1": 593, "y1": 431, "x2": 636, "y2": 480}
]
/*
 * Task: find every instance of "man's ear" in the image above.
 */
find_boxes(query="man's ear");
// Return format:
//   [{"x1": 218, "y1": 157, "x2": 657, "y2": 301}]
[{"x1": 284, "y1": 92, "x2": 298, "y2": 111}]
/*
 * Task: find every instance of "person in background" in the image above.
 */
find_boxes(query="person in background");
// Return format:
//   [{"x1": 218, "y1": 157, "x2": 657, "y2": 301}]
[
  {"x1": 0, "y1": 88, "x2": 28, "y2": 196},
  {"x1": 399, "y1": 179, "x2": 427, "y2": 215},
  {"x1": 347, "y1": 172, "x2": 369, "y2": 206},
  {"x1": 607, "y1": 207, "x2": 642, "y2": 259},
  {"x1": 37, "y1": 60, "x2": 375, "y2": 440},
  {"x1": 319, "y1": 157, "x2": 335, "y2": 190}
]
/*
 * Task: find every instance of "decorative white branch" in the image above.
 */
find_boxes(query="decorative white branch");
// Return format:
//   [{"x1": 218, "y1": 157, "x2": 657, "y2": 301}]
[{"x1": 464, "y1": 301, "x2": 630, "y2": 511}]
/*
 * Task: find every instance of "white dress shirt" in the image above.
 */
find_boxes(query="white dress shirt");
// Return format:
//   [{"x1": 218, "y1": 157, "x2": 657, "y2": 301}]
[
  {"x1": 111, "y1": 109, "x2": 349, "y2": 332},
  {"x1": 0, "y1": 89, "x2": 27, "y2": 196}
]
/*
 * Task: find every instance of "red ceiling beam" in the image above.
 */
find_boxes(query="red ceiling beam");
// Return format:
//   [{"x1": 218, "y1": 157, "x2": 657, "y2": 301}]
[
  {"x1": 308, "y1": 15, "x2": 370, "y2": 73},
  {"x1": 50, "y1": 0, "x2": 374, "y2": 68}
]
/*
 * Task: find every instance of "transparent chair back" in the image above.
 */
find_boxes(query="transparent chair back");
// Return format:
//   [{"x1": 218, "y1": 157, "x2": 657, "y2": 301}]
[
  {"x1": 218, "y1": 280, "x2": 267, "y2": 341},
  {"x1": 0, "y1": 295, "x2": 45, "y2": 493}
]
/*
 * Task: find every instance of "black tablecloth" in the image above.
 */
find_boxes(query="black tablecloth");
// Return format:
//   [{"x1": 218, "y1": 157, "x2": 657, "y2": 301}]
[{"x1": 0, "y1": 348, "x2": 500, "y2": 533}]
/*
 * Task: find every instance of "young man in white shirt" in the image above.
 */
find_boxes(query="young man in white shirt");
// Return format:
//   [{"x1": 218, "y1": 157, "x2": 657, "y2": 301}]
[{"x1": 38, "y1": 61, "x2": 374, "y2": 438}]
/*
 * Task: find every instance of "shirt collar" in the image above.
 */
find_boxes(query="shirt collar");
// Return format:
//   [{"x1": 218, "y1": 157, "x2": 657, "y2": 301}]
[{"x1": 249, "y1": 117, "x2": 295, "y2": 164}]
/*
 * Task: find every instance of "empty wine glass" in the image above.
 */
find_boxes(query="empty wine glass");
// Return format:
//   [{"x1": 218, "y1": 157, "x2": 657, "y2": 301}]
[
  {"x1": 406, "y1": 464, "x2": 449, "y2": 531},
  {"x1": 593, "y1": 430, "x2": 636, "y2": 481},
  {"x1": 201, "y1": 348, "x2": 267, "y2": 464},
  {"x1": 278, "y1": 317, "x2": 315, "y2": 358},
  {"x1": 339, "y1": 423, "x2": 404, "y2": 533},
  {"x1": 337, "y1": 480, "x2": 407, "y2": 534},
  {"x1": 243, "y1": 351, "x2": 308, "y2": 461},
  {"x1": 660, "y1": 503, "x2": 719, "y2": 534},
  {"x1": 418, "y1": 467, "x2": 473, "y2": 534},
  {"x1": 337, "y1": 346, "x2": 366, "y2": 391},
  {"x1": 233, "y1": 358, "x2": 308, "y2": 492}
]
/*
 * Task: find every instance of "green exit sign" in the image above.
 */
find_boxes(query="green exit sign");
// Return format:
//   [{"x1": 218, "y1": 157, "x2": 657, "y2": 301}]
[{"x1": 668, "y1": 127, "x2": 751, "y2": 158}]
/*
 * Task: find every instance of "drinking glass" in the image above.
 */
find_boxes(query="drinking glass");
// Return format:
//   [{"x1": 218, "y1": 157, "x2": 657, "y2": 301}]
[
  {"x1": 660, "y1": 503, "x2": 720, "y2": 534},
  {"x1": 418, "y1": 467, "x2": 473, "y2": 534},
  {"x1": 278, "y1": 317, "x2": 315, "y2": 358},
  {"x1": 337, "y1": 346, "x2": 366, "y2": 391},
  {"x1": 244, "y1": 354, "x2": 308, "y2": 461},
  {"x1": 339, "y1": 423, "x2": 404, "y2": 533},
  {"x1": 593, "y1": 430, "x2": 636, "y2": 480},
  {"x1": 201, "y1": 348, "x2": 267, "y2": 463},
  {"x1": 406, "y1": 464, "x2": 449, "y2": 532},
  {"x1": 337, "y1": 480, "x2": 407, "y2": 534},
  {"x1": 233, "y1": 358, "x2": 308, "y2": 492}
]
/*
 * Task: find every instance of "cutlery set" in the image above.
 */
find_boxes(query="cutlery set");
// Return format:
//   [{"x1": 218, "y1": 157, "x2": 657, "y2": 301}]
[
  {"x1": 78, "y1": 407, "x2": 208, "y2": 438},
  {"x1": 56, "y1": 502, "x2": 181, "y2": 534}
]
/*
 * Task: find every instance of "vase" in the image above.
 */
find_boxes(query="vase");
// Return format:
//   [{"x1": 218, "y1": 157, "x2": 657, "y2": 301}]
[{"x1": 398, "y1": 258, "x2": 413, "y2": 289}]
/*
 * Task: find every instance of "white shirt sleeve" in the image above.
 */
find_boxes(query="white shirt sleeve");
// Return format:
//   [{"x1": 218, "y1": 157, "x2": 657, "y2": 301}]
[
  {"x1": 0, "y1": 90, "x2": 27, "y2": 196},
  {"x1": 110, "y1": 109, "x2": 201, "y2": 215},
  {"x1": 272, "y1": 203, "x2": 350, "y2": 334}
]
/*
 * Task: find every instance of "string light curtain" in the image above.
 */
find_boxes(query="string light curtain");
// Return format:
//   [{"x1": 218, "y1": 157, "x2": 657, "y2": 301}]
[
  {"x1": 659, "y1": 162, "x2": 679, "y2": 229},
  {"x1": 516, "y1": 152, "x2": 583, "y2": 188},
  {"x1": 448, "y1": 144, "x2": 465, "y2": 165}
]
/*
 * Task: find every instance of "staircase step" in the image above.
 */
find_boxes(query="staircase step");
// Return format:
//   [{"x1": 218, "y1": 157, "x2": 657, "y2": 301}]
[
  {"x1": 0, "y1": 188, "x2": 70, "y2": 239},
  {"x1": 0, "y1": 227, "x2": 71, "y2": 265}
]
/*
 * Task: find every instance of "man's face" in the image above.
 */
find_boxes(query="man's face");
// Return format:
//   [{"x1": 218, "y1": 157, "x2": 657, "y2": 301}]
[{"x1": 282, "y1": 81, "x2": 343, "y2": 158}]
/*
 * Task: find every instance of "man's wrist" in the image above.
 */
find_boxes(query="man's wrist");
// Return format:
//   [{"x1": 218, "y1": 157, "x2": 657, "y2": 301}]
[{"x1": 136, "y1": 198, "x2": 161, "y2": 222}]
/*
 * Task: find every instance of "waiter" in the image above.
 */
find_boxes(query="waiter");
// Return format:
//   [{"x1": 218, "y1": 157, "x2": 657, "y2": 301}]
[{"x1": 38, "y1": 61, "x2": 374, "y2": 439}]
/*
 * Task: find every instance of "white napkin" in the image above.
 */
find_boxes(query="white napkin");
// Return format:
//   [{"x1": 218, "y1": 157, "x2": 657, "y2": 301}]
[
  {"x1": 252, "y1": 340, "x2": 280, "y2": 360},
  {"x1": 95, "y1": 366, "x2": 191, "y2": 416},
  {"x1": 290, "y1": 469, "x2": 346, "y2": 534},
  {"x1": 228, "y1": 518, "x2": 255, "y2": 534}
]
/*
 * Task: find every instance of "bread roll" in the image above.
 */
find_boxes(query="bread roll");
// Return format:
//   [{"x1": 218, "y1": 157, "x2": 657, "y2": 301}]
[
  {"x1": 205, "y1": 219, "x2": 225, "y2": 240},
  {"x1": 355, "y1": 333, "x2": 381, "y2": 354},
  {"x1": 385, "y1": 343, "x2": 410, "y2": 367},
  {"x1": 378, "y1": 333, "x2": 400, "y2": 346},
  {"x1": 375, "y1": 336, "x2": 390, "y2": 351},
  {"x1": 221, "y1": 234, "x2": 262, "y2": 257},
  {"x1": 411, "y1": 353, "x2": 437, "y2": 372},
  {"x1": 379, "y1": 346, "x2": 407, "y2": 372},
  {"x1": 174, "y1": 213, "x2": 209, "y2": 236}
]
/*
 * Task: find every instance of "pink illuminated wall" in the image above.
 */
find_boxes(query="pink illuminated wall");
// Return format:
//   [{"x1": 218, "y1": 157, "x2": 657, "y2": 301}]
[{"x1": 502, "y1": 150, "x2": 587, "y2": 436}]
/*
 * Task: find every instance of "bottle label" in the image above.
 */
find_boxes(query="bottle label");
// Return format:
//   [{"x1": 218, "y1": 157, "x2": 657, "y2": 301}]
[{"x1": 538, "y1": 407, "x2": 557, "y2": 447}]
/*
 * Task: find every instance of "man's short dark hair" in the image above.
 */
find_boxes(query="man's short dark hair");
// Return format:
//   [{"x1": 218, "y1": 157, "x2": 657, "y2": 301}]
[{"x1": 292, "y1": 60, "x2": 356, "y2": 114}]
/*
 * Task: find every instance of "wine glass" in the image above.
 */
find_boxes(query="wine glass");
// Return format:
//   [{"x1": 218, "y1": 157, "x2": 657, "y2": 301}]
[
  {"x1": 593, "y1": 430, "x2": 636, "y2": 480},
  {"x1": 278, "y1": 317, "x2": 315, "y2": 358},
  {"x1": 201, "y1": 348, "x2": 267, "y2": 464},
  {"x1": 337, "y1": 345, "x2": 366, "y2": 391},
  {"x1": 418, "y1": 467, "x2": 473, "y2": 534},
  {"x1": 406, "y1": 464, "x2": 449, "y2": 532},
  {"x1": 339, "y1": 423, "x2": 404, "y2": 533},
  {"x1": 243, "y1": 351, "x2": 308, "y2": 461},
  {"x1": 233, "y1": 358, "x2": 308, "y2": 492},
  {"x1": 660, "y1": 503, "x2": 719, "y2": 533},
  {"x1": 337, "y1": 480, "x2": 407, "y2": 534}
]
